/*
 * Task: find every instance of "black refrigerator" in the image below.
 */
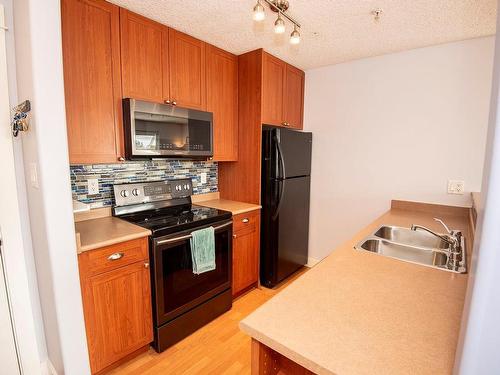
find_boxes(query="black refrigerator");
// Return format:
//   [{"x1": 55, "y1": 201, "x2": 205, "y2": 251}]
[{"x1": 261, "y1": 126, "x2": 312, "y2": 288}]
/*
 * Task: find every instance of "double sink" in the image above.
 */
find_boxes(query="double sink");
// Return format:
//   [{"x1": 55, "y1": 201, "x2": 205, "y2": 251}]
[{"x1": 355, "y1": 222, "x2": 466, "y2": 274}]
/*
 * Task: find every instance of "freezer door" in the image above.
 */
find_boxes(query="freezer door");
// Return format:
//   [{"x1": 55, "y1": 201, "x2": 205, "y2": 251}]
[
  {"x1": 276, "y1": 128, "x2": 312, "y2": 178},
  {"x1": 261, "y1": 176, "x2": 310, "y2": 286}
]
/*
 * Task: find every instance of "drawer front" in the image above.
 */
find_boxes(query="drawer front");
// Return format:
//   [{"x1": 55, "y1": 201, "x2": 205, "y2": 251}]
[
  {"x1": 79, "y1": 237, "x2": 149, "y2": 277},
  {"x1": 233, "y1": 210, "x2": 260, "y2": 235}
]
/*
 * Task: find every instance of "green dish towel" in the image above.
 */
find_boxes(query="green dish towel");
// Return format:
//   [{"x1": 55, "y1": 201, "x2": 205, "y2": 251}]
[{"x1": 190, "y1": 226, "x2": 216, "y2": 274}]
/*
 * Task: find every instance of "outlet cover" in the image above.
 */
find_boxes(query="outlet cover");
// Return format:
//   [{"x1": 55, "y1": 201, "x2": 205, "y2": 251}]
[
  {"x1": 448, "y1": 180, "x2": 465, "y2": 195},
  {"x1": 200, "y1": 172, "x2": 207, "y2": 184},
  {"x1": 88, "y1": 178, "x2": 99, "y2": 195}
]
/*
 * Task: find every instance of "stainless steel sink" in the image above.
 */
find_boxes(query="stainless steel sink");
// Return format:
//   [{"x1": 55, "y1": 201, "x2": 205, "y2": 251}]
[
  {"x1": 373, "y1": 226, "x2": 449, "y2": 249},
  {"x1": 355, "y1": 224, "x2": 466, "y2": 273}
]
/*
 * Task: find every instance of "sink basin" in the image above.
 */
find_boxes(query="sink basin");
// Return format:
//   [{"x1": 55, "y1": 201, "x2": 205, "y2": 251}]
[
  {"x1": 354, "y1": 225, "x2": 466, "y2": 273},
  {"x1": 373, "y1": 226, "x2": 449, "y2": 249},
  {"x1": 359, "y1": 239, "x2": 449, "y2": 268}
]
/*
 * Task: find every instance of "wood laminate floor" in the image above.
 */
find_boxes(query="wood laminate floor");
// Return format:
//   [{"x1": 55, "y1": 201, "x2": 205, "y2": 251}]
[{"x1": 110, "y1": 268, "x2": 308, "y2": 375}]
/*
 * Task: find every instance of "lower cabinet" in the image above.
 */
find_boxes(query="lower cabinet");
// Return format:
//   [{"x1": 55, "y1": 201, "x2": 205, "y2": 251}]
[
  {"x1": 78, "y1": 237, "x2": 152, "y2": 374},
  {"x1": 232, "y1": 210, "x2": 261, "y2": 297}
]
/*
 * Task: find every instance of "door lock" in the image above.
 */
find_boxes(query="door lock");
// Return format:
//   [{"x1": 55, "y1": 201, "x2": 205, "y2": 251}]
[{"x1": 11, "y1": 100, "x2": 31, "y2": 137}]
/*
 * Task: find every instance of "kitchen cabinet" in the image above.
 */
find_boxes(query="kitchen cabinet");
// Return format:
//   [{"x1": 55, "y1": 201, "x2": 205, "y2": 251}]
[
  {"x1": 120, "y1": 9, "x2": 168, "y2": 103},
  {"x1": 232, "y1": 210, "x2": 260, "y2": 297},
  {"x1": 61, "y1": 0, "x2": 124, "y2": 164},
  {"x1": 262, "y1": 51, "x2": 304, "y2": 129},
  {"x1": 206, "y1": 45, "x2": 238, "y2": 161},
  {"x1": 78, "y1": 237, "x2": 152, "y2": 374},
  {"x1": 169, "y1": 29, "x2": 207, "y2": 110}
]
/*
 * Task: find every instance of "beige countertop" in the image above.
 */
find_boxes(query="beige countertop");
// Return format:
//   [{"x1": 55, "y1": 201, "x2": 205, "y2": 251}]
[
  {"x1": 196, "y1": 198, "x2": 261, "y2": 215},
  {"x1": 75, "y1": 217, "x2": 151, "y2": 253},
  {"x1": 240, "y1": 205, "x2": 471, "y2": 375}
]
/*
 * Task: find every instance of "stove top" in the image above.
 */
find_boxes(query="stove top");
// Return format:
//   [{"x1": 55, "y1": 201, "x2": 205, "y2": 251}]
[{"x1": 118, "y1": 204, "x2": 232, "y2": 237}]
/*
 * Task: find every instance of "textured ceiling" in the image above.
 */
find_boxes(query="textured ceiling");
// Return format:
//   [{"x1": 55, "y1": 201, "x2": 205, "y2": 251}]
[{"x1": 108, "y1": 0, "x2": 497, "y2": 70}]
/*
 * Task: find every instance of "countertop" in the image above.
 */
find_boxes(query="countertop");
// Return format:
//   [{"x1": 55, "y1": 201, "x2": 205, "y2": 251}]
[
  {"x1": 75, "y1": 217, "x2": 151, "y2": 253},
  {"x1": 240, "y1": 205, "x2": 471, "y2": 375},
  {"x1": 196, "y1": 198, "x2": 261, "y2": 215}
]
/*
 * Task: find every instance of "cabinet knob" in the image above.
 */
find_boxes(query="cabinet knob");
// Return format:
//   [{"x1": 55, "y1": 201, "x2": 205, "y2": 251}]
[
  {"x1": 233, "y1": 234, "x2": 237, "y2": 239},
  {"x1": 164, "y1": 99, "x2": 171, "y2": 104},
  {"x1": 242, "y1": 218, "x2": 249, "y2": 223},
  {"x1": 118, "y1": 156, "x2": 125, "y2": 161},
  {"x1": 108, "y1": 252, "x2": 124, "y2": 261},
  {"x1": 144, "y1": 262, "x2": 150, "y2": 269},
  {"x1": 172, "y1": 100, "x2": 177, "y2": 106}
]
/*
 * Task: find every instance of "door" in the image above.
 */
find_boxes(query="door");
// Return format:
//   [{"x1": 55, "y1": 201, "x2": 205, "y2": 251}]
[
  {"x1": 262, "y1": 52, "x2": 285, "y2": 126},
  {"x1": 169, "y1": 29, "x2": 206, "y2": 110},
  {"x1": 81, "y1": 261, "x2": 153, "y2": 374},
  {"x1": 206, "y1": 45, "x2": 238, "y2": 161},
  {"x1": 276, "y1": 128, "x2": 312, "y2": 178},
  {"x1": 0, "y1": 250, "x2": 20, "y2": 375},
  {"x1": 120, "y1": 8, "x2": 169, "y2": 103},
  {"x1": 61, "y1": 0, "x2": 124, "y2": 164},
  {"x1": 283, "y1": 64, "x2": 305, "y2": 130},
  {"x1": 153, "y1": 222, "x2": 232, "y2": 325}
]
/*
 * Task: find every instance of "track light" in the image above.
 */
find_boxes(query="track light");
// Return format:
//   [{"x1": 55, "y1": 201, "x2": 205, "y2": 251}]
[
  {"x1": 274, "y1": 13, "x2": 285, "y2": 34},
  {"x1": 253, "y1": 0, "x2": 265, "y2": 21},
  {"x1": 289, "y1": 25, "x2": 300, "y2": 44}
]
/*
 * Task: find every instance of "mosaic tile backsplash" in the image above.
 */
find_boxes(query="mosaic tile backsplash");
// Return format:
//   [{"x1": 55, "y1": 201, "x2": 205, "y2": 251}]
[{"x1": 71, "y1": 160, "x2": 218, "y2": 209}]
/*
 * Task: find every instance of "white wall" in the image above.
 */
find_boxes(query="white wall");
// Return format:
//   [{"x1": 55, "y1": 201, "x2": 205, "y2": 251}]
[
  {"x1": 13, "y1": 0, "x2": 90, "y2": 373},
  {"x1": 454, "y1": 6, "x2": 500, "y2": 372},
  {"x1": 304, "y1": 37, "x2": 494, "y2": 261}
]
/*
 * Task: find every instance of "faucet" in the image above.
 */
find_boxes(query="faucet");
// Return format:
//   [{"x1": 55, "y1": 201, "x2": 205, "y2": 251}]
[{"x1": 410, "y1": 218, "x2": 460, "y2": 252}]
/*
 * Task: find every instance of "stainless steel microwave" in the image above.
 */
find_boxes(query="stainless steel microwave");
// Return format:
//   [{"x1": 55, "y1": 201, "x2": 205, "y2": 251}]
[{"x1": 123, "y1": 98, "x2": 213, "y2": 159}]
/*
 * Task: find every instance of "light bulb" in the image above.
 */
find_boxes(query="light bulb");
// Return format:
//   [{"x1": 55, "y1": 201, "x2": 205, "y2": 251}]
[
  {"x1": 274, "y1": 14, "x2": 285, "y2": 34},
  {"x1": 253, "y1": 1, "x2": 265, "y2": 21},
  {"x1": 290, "y1": 26, "x2": 300, "y2": 44}
]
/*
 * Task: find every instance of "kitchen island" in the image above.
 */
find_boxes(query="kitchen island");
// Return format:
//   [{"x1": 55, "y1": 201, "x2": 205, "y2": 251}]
[{"x1": 240, "y1": 201, "x2": 472, "y2": 375}]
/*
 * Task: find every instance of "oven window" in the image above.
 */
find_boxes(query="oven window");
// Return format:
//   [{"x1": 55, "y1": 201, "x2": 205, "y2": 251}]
[
  {"x1": 134, "y1": 112, "x2": 211, "y2": 152},
  {"x1": 160, "y1": 230, "x2": 230, "y2": 315}
]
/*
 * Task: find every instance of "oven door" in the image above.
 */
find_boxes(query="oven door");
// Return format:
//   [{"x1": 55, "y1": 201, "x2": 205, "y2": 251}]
[
  {"x1": 152, "y1": 220, "x2": 232, "y2": 326},
  {"x1": 123, "y1": 98, "x2": 213, "y2": 158}
]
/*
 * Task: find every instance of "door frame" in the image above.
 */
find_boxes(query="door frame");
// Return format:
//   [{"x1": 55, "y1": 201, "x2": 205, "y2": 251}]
[{"x1": 0, "y1": 4, "x2": 44, "y2": 374}]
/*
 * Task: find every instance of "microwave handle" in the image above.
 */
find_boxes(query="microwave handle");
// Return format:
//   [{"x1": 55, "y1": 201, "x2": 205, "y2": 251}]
[{"x1": 156, "y1": 221, "x2": 232, "y2": 245}]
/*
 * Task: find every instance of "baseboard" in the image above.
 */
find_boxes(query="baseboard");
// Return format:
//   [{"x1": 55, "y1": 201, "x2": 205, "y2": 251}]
[
  {"x1": 41, "y1": 360, "x2": 58, "y2": 375},
  {"x1": 305, "y1": 257, "x2": 320, "y2": 268}
]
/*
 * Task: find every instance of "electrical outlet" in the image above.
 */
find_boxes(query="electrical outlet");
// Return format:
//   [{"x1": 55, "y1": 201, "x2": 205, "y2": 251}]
[
  {"x1": 200, "y1": 172, "x2": 207, "y2": 184},
  {"x1": 88, "y1": 178, "x2": 99, "y2": 195},
  {"x1": 448, "y1": 180, "x2": 465, "y2": 195}
]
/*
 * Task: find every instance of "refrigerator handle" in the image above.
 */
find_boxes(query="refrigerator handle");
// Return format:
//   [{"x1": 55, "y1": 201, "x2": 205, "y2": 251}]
[
  {"x1": 272, "y1": 180, "x2": 285, "y2": 220},
  {"x1": 274, "y1": 136, "x2": 286, "y2": 180}
]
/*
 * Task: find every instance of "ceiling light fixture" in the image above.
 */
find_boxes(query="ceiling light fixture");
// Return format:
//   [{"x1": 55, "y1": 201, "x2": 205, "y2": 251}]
[
  {"x1": 252, "y1": 0, "x2": 302, "y2": 44},
  {"x1": 253, "y1": 0, "x2": 266, "y2": 21}
]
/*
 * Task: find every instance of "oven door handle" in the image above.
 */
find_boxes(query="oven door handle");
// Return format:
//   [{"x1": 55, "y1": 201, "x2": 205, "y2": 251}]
[{"x1": 155, "y1": 221, "x2": 233, "y2": 245}]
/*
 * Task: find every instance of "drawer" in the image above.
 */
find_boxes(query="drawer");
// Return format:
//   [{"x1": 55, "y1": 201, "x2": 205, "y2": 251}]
[
  {"x1": 233, "y1": 210, "x2": 260, "y2": 235},
  {"x1": 78, "y1": 237, "x2": 149, "y2": 277}
]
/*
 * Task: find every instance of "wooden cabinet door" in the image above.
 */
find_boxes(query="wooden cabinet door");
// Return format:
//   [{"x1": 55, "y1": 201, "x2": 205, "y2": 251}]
[
  {"x1": 120, "y1": 9, "x2": 168, "y2": 103},
  {"x1": 169, "y1": 29, "x2": 206, "y2": 110},
  {"x1": 262, "y1": 52, "x2": 286, "y2": 127},
  {"x1": 61, "y1": 0, "x2": 124, "y2": 164},
  {"x1": 80, "y1": 260, "x2": 152, "y2": 374},
  {"x1": 206, "y1": 45, "x2": 238, "y2": 161},
  {"x1": 232, "y1": 211, "x2": 260, "y2": 297},
  {"x1": 283, "y1": 64, "x2": 305, "y2": 130}
]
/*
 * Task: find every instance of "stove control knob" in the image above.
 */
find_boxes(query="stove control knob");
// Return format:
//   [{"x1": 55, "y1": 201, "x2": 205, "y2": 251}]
[
  {"x1": 132, "y1": 188, "x2": 140, "y2": 196},
  {"x1": 120, "y1": 190, "x2": 129, "y2": 198}
]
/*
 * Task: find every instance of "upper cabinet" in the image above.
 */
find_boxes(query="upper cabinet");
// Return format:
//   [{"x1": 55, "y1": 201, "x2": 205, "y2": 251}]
[
  {"x1": 61, "y1": 0, "x2": 124, "y2": 164},
  {"x1": 169, "y1": 30, "x2": 207, "y2": 110},
  {"x1": 261, "y1": 52, "x2": 304, "y2": 130},
  {"x1": 120, "y1": 9, "x2": 168, "y2": 103},
  {"x1": 206, "y1": 46, "x2": 238, "y2": 161}
]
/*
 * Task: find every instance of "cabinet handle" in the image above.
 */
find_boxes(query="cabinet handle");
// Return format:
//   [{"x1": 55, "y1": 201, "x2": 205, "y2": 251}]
[
  {"x1": 118, "y1": 156, "x2": 125, "y2": 162},
  {"x1": 108, "y1": 252, "x2": 124, "y2": 261},
  {"x1": 144, "y1": 262, "x2": 150, "y2": 269},
  {"x1": 164, "y1": 99, "x2": 171, "y2": 104},
  {"x1": 242, "y1": 218, "x2": 249, "y2": 223}
]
